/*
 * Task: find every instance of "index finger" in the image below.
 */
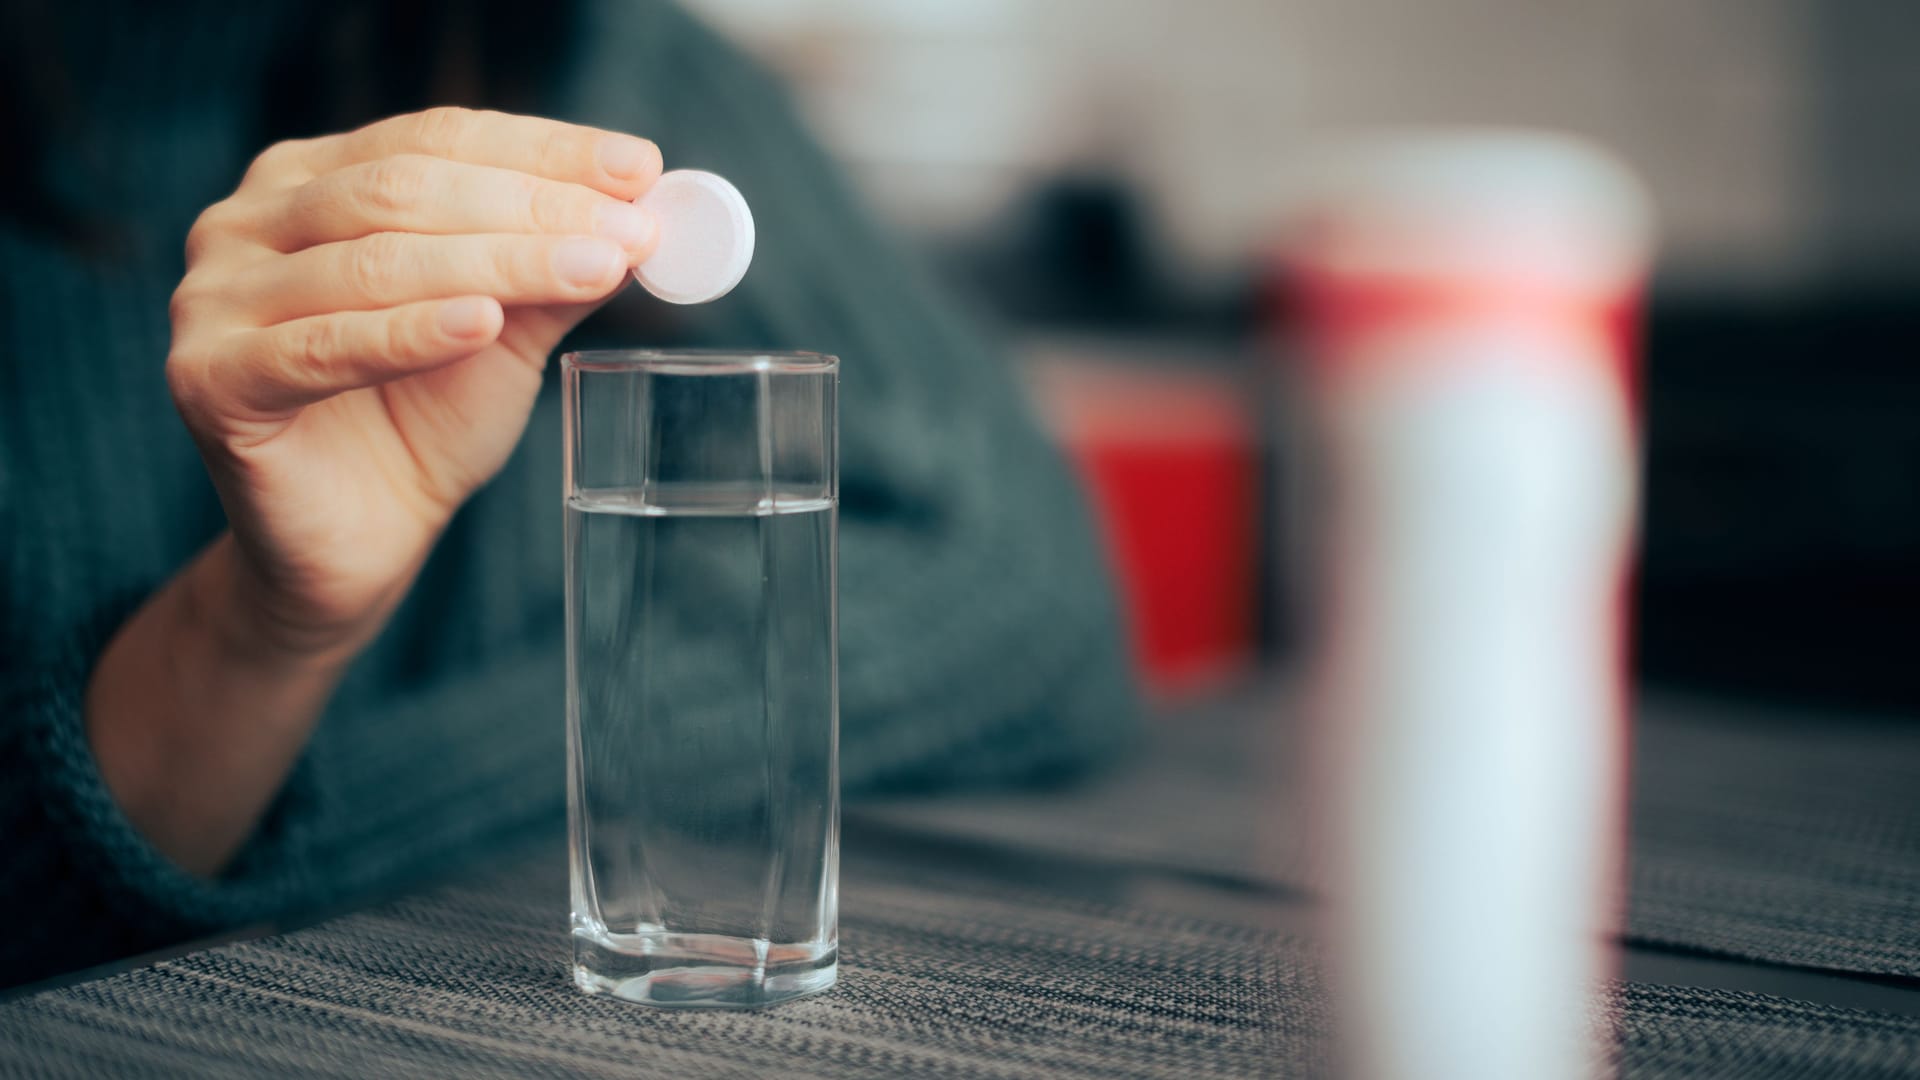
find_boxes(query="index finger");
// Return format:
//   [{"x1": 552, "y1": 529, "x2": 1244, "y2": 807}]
[{"x1": 302, "y1": 107, "x2": 662, "y2": 200}]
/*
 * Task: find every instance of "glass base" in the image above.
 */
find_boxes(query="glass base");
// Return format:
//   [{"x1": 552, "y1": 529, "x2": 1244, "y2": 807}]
[{"x1": 572, "y1": 928, "x2": 838, "y2": 1008}]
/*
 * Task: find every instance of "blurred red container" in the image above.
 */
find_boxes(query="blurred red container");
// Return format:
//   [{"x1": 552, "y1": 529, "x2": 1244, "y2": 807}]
[{"x1": 1025, "y1": 356, "x2": 1261, "y2": 700}]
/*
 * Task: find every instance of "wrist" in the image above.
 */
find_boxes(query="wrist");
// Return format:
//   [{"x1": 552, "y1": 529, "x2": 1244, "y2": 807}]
[
  {"x1": 86, "y1": 535, "x2": 356, "y2": 876},
  {"x1": 179, "y1": 534, "x2": 376, "y2": 677}
]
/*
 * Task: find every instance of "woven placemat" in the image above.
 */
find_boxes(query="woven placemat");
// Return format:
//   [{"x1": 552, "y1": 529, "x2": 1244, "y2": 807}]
[
  {"x1": 1626, "y1": 700, "x2": 1920, "y2": 978},
  {"x1": 858, "y1": 690, "x2": 1920, "y2": 979},
  {"x1": 6, "y1": 838, "x2": 1920, "y2": 1079}
]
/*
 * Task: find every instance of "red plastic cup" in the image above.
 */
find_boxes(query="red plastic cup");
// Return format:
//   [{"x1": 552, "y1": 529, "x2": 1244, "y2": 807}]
[{"x1": 1026, "y1": 359, "x2": 1261, "y2": 701}]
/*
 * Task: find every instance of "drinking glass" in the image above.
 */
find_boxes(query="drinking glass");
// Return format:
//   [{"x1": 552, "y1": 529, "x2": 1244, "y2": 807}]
[{"x1": 563, "y1": 349, "x2": 839, "y2": 1008}]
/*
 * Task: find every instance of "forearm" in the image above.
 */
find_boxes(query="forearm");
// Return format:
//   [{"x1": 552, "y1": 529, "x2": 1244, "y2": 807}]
[{"x1": 84, "y1": 534, "x2": 356, "y2": 877}]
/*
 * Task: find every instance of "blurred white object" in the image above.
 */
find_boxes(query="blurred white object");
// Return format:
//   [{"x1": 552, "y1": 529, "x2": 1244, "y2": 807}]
[{"x1": 1289, "y1": 129, "x2": 1652, "y2": 1080}]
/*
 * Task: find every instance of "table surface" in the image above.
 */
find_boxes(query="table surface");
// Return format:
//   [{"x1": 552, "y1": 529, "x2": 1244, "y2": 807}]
[{"x1": 6, "y1": 685, "x2": 1920, "y2": 1078}]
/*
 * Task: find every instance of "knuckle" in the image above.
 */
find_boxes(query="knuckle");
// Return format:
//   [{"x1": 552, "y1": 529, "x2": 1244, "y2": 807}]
[
  {"x1": 383, "y1": 309, "x2": 421, "y2": 361},
  {"x1": 167, "y1": 272, "x2": 229, "y2": 329},
  {"x1": 165, "y1": 339, "x2": 217, "y2": 420},
  {"x1": 346, "y1": 233, "x2": 407, "y2": 296},
  {"x1": 184, "y1": 203, "x2": 237, "y2": 264},
  {"x1": 412, "y1": 106, "x2": 479, "y2": 156},
  {"x1": 183, "y1": 220, "x2": 213, "y2": 265},
  {"x1": 358, "y1": 155, "x2": 430, "y2": 214},
  {"x1": 523, "y1": 179, "x2": 579, "y2": 234},
  {"x1": 163, "y1": 338, "x2": 199, "y2": 384},
  {"x1": 166, "y1": 279, "x2": 201, "y2": 326},
  {"x1": 289, "y1": 317, "x2": 344, "y2": 380},
  {"x1": 281, "y1": 176, "x2": 331, "y2": 235},
  {"x1": 538, "y1": 125, "x2": 574, "y2": 172},
  {"x1": 244, "y1": 138, "x2": 306, "y2": 185}
]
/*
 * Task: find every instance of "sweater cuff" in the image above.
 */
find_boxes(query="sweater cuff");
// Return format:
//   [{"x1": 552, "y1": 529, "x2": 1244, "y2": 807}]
[{"x1": 17, "y1": 592, "x2": 322, "y2": 942}]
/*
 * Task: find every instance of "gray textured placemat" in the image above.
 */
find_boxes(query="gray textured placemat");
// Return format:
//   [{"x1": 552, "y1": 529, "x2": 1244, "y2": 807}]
[
  {"x1": 858, "y1": 688, "x2": 1920, "y2": 979},
  {"x1": 6, "y1": 838, "x2": 1920, "y2": 1079},
  {"x1": 1626, "y1": 700, "x2": 1920, "y2": 979}
]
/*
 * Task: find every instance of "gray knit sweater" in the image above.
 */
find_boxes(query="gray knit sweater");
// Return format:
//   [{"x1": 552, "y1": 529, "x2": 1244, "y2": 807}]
[{"x1": 0, "y1": 1, "x2": 1136, "y2": 987}]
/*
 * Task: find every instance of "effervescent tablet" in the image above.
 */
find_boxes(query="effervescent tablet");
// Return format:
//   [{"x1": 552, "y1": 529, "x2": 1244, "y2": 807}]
[{"x1": 632, "y1": 170, "x2": 754, "y2": 305}]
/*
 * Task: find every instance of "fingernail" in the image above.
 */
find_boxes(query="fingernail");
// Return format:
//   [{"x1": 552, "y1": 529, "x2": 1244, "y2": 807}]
[
  {"x1": 438, "y1": 297, "x2": 496, "y2": 338},
  {"x1": 597, "y1": 136, "x2": 656, "y2": 181},
  {"x1": 553, "y1": 237, "x2": 623, "y2": 287},
  {"x1": 592, "y1": 202, "x2": 656, "y2": 251}
]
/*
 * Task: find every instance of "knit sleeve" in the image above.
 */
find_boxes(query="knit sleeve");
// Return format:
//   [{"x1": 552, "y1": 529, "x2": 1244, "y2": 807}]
[{"x1": 1, "y1": 592, "x2": 323, "y2": 988}]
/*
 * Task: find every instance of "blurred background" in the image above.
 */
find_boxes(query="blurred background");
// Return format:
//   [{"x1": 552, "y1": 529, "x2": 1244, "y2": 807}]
[{"x1": 688, "y1": 0, "x2": 1920, "y2": 713}]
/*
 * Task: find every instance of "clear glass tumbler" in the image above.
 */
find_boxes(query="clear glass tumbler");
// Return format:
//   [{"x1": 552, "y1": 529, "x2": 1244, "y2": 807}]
[{"x1": 562, "y1": 349, "x2": 839, "y2": 1008}]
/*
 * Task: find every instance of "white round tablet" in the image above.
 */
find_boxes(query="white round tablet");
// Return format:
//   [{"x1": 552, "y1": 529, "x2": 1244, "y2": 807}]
[{"x1": 632, "y1": 170, "x2": 755, "y2": 305}]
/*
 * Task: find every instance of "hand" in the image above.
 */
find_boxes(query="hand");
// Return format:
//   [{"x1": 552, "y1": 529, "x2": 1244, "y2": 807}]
[{"x1": 165, "y1": 107, "x2": 662, "y2": 663}]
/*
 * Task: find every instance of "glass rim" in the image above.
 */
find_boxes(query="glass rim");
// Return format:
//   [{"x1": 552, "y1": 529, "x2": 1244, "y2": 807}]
[{"x1": 562, "y1": 348, "x2": 838, "y2": 375}]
